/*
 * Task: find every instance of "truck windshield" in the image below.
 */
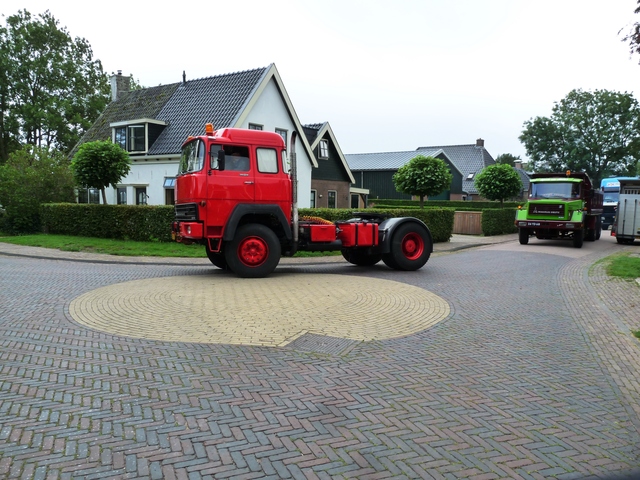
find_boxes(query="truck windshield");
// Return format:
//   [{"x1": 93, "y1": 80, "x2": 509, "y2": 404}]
[
  {"x1": 530, "y1": 182, "x2": 580, "y2": 199},
  {"x1": 178, "y1": 140, "x2": 205, "y2": 174},
  {"x1": 603, "y1": 192, "x2": 619, "y2": 203}
]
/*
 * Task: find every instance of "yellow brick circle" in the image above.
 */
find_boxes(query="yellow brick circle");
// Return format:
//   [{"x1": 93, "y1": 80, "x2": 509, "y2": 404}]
[{"x1": 69, "y1": 274, "x2": 450, "y2": 347}]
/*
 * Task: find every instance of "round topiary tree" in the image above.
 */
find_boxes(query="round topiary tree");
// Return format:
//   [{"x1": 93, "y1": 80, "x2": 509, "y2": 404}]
[
  {"x1": 474, "y1": 163, "x2": 523, "y2": 207},
  {"x1": 393, "y1": 155, "x2": 453, "y2": 208},
  {"x1": 71, "y1": 140, "x2": 131, "y2": 204}
]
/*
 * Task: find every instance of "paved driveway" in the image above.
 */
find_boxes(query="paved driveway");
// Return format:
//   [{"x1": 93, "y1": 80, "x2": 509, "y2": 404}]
[{"x1": 1, "y1": 234, "x2": 639, "y2": 479}]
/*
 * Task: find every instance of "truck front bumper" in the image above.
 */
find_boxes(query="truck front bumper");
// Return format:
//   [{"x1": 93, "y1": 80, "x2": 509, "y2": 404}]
[
  {"x1": 516, "y1": 220, "x2": 582, "y2": 230},
  {"x1": 171, "y1": 221, "x2": 204, "y2": 243}
]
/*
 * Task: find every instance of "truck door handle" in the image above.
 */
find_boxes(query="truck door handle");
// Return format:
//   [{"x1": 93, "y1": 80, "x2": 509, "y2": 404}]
[{"x1": 244, "y1": 181, "x2": 254, "y2": 185}]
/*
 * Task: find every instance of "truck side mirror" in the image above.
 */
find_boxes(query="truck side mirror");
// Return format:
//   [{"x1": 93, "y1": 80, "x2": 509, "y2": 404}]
[{"x1": 217, "y1": 149, "x2": 226, "y2": 171}]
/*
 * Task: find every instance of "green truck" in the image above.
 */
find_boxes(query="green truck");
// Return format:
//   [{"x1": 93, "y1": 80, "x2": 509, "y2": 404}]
[{"x1": 515, "y1": 171, "x2": 604, "y2": 248}]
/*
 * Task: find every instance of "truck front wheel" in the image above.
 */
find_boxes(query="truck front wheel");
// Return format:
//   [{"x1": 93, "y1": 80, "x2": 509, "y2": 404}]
[
  {"x1": 573, "y1": 229, "x2": 584, "y2": 248},
  {"x1": 224, "y1": 224, "x2": 281, "y2": 278},
  {"x1": 206, "y1": 244, "x2": 229, "y2": 270},
  {"x1": 518, "y1": 228, "x2": 529, "y2": 245},
  {"x1": 382, "y1": 223, "x2": 431, "y2": 271}
]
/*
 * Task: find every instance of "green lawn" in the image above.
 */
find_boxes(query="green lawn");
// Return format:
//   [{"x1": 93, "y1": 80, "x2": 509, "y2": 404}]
[
  {"x1": 0, "y1": 233, "x2": 339, "y2": 258},
  {"x1": 606, "y1": 253, "x2": 640, "y2": 279}
]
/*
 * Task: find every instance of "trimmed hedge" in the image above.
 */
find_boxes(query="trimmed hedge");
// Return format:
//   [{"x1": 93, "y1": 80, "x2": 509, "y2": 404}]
[
  {"x1": 481, "y1": 208, "x2": 518, "y2": 236},
  {"x1": 40, "y1": 204, "x2": 455, "y2": 244},
  {"x1": 369, "y1": 199, "x2": 524, "y2": 210},
  {"x1": 41, "y1": 204, "x2": 175, "y2": 242}
]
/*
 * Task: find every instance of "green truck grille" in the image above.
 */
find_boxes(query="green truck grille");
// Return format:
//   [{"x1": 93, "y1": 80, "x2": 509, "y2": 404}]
[{"x1": 528, "y1": 203, "x2": 565, "y2": 217}]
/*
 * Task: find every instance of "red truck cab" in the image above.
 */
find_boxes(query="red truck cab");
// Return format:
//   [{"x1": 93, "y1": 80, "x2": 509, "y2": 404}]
[{"x1": 172, "y1": 125, "x2": 432, "y2": 277}]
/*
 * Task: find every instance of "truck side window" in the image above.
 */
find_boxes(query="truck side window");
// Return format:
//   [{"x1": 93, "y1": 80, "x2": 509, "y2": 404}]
[
  {"x1": 224, "y1": 146, "x2": 250, "y2": 171},
  {"x1": 257, "y1": 148, "x2": 278, "y2": 173}
]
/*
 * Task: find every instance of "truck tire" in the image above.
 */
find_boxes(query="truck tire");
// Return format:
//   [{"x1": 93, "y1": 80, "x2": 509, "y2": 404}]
[
  {"x1": 341, "y1": 249, "x2": 382, "y2": 266},
  {"x1": 224, "y1": 224, "x2": 281, "y2": 278},
  {"x1": 205, "y1": 245, "x2": 228, "y2": 270},
  {"x1": 573, "y1": 229, "x2": 584, "y2": 248},
  {"x1": 518, "y1": 228, "x2": 529, "y2": 245},
  {"x1": 595, "y1": 217, "x2": 602, "y2": 240},
  {"x1": 382, "y1": 222, "x2": 431, "y2": 271}
]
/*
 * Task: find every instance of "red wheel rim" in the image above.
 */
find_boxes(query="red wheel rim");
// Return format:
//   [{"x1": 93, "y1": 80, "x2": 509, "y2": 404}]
[
  {"x1": 401, "y1": 232, "x2": 424, "y2": 260},
  {"x1": 238, "y1": 236, "x2": 269, "y2": 267}
]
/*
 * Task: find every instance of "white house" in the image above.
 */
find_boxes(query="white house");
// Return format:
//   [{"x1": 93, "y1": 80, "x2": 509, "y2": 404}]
[{"x1": 75, "y1": 64, "x2": 317, "y2": 207}]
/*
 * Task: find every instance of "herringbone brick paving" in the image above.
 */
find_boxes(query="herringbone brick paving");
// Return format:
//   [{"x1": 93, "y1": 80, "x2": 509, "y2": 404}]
[{"x1": 1, "y1": 236, "x2": 639, "y2": 479}]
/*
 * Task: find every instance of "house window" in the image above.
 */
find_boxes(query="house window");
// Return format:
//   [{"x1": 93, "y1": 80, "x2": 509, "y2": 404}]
[
  {"x1": 351, "y1": 194, "x2": 359, "y2": 209},
  {"x1": 328, "y1": 190, "x2": 337, "y2": 208},
  {"x1": 136, "y1": 187, "x2": 148, "y2": 205},
  {"x1": 78, "y1": 188, "x2": 100, "y2": 204},
  {"x1": 115, "y1": 127, "x2": 126, "y2": 149},
  {"x1": 117, "y1": 187, "x2": 127, "y2": 205},
  {"x1": 319, "y1": 139, "x2": 329, "y2": 159},
  {"x1": 113, "y1": 125, "x2": 145, "y2": 152},
  {"x1": 163, "y1": 178, "x2": 176, "y2": 205},
  {"x1": 257, "y1": 148, "x2": 278, "y2": 173},
  {"x1": 248, "y1": 123, "x2": 263, "y2": 130},
  {"x1": 310, "y1": 190, "x2": 317, "y2": 208},
  {"x1": 129, "y1": 125, "x2": 145, "y2": 151},
  {"x1": 165, "y1": 189, "x2": 175, "y2": 205},
  {"x1": 276, "y1": 128, "x2": 287, "y2": 145}
]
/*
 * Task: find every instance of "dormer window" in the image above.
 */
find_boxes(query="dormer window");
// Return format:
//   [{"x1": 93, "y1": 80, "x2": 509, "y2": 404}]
[
  {"x1": 114, "y1": 125, "x2": 145, "y2": 151},
  {"x1": 111, "y1": 118, "x2": 167, "y2": 154}
]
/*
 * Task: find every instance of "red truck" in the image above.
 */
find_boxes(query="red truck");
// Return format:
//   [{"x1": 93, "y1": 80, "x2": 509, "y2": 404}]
[{"x1": 171, "y1": 125, "x2": 432, "y2": 277}]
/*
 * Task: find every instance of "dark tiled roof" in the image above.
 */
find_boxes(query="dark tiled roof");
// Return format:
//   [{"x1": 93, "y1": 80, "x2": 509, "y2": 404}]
[
  {"x1": 150, "y1": 67, "x2": 268, "y2": 155},
  {"x1": 418, "y1": 144, "x2": 496, "y2": 195},
  {"x1": 71, "y1": 83, "x2": 180, "y2": 155},
  {"x1": 346, "y1": 144, "x2": 497, "y2": 195},
  {"x1": 302, "y1": 123, "x2": 323, "y2": 145},
  {"x1": 345, "y1": 149, "x2": 443, "y2": 171},
  {"x1": 75, "y1": 66, "x2": 270, "y2": 157}
]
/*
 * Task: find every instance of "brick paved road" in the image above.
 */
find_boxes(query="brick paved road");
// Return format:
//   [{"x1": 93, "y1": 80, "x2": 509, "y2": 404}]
[{"x1": 1, "y1": 236, "x2": 639, "y2": 479}]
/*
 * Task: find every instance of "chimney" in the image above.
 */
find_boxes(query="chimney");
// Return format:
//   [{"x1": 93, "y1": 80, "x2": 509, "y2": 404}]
[
  {"x1": 476, "y1": 138, "x2": 485, "y2": 147},
  {"x1": 109, "y1": 70, "x2": 131, "y2": 101},
  {"x1": 514, "y1": 160, "x2": 523, "y2": 169}
]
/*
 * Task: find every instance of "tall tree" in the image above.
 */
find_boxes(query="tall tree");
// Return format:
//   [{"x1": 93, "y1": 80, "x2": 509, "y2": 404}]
[
  {"x1": 474, "y1": 164, "x2": 523, "y2": 207},
  {"x1": 622, "y1": 1, "x2": 640, "y2": 61},
  {"x1": 71, "y1": 140, "x2": 130, "y2": 204},
  {"x1": 0, "y1": 9, "x2": 110, "y2": 162},
  {"x1": 494, "y1": 153, "x2": 522, "y2": 167},
  {"x1": 392, "y1": 155, "x2": 452, "y2": 208},
  {"x1": 519, "y1": 89, "x2": 640, "y2": 184}
]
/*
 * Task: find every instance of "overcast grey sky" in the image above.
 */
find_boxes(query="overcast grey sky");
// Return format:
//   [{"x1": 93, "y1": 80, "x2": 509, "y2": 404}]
[{"x1": 4, "y1": 0, "x2": 640, "y2": 162}]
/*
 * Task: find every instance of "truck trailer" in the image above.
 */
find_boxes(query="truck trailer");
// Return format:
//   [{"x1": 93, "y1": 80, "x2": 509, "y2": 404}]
[{"x1": 611, "y1": 178, "x2": 640, "y2": 245}]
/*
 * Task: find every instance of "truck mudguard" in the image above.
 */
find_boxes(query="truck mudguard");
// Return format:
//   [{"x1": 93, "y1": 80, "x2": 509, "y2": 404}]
[
  {"x1": 223, "y1": 204, "x2": 292, "y2": 241},
  {"x1": 377, "y1": 217, "x2": 433, "y2": 254}
]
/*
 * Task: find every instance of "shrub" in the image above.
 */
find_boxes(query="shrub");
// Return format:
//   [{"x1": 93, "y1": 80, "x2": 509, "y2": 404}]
[{"x1": 481, "y1": 208, "x2": 518, "y2": 236}]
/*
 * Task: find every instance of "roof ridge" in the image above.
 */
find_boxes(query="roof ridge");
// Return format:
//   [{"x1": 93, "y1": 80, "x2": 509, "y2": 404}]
[{"x1": 182, "y1": 66, "x2": 269, "y2": 83}]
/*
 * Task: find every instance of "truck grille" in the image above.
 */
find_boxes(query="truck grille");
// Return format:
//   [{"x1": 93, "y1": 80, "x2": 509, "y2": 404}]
[
  {"x1": 528, "y1": 203, "x2": 565, "y2": 217},
  {"x1": 175, "y1": 203, "x2": 198, "y2": 222}
]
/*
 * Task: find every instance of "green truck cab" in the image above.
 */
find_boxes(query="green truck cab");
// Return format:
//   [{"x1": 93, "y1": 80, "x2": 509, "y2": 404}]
[{"x1": 515, "y1": 171, "x2": 603, "y2": 248}]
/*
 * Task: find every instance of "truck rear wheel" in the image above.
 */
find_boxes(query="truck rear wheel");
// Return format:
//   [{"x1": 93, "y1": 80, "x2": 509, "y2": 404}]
[
  {"x1": 224, "y1": 224, "x2": 281, "y2": 278},
  {"x1": 341, "y1": 250, "x2": 382, "y2": 266},
  {"x1": 382, "y1": 223, "x2": 431, "y2": 271},
  {"x1": 518, "y1": 228, "x2": 529, "y2": 245},
  {"x1": 573, "y1": 229, "x2": 584, "y2": 248}
]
